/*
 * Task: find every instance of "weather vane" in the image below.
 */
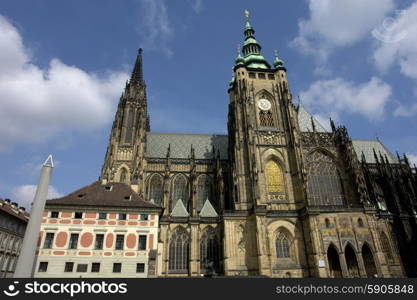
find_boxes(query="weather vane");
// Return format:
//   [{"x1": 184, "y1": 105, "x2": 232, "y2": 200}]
[
  {"x1": 274, "y1": 49, "x2": 279, "y2": 58},
  {"x1": 244, "y1": 9, "x2": 250, "y2": 20}
]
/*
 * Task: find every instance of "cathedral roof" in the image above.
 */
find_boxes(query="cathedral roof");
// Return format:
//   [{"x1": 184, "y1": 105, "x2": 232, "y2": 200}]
[
  {"x1": 46, "y1": 181, "x2": 161, "y2": 210},
  {"x1": 352, "y1": 140, "x2": 397, "y2": 164},
  {"x1": 146, "y1": 132, "x2": 228, "y2": 160},
  {"x1": 297, "y1": 105, "x2": 329, "y2": 133},
  {"x1": 145, "y1": 111, "x2": 396, "y2": 164}
]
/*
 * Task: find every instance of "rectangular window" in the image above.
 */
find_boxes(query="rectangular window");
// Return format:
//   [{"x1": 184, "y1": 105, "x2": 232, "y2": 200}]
[
  {"x1": 249, "y1": 72, "x2": 256, "y2": 79},
  {"x1": 268, "y1": 74, "x2": 275, "y2": 80},
  {"x1": 38, "y1": 262, "x2": 48, "y2": 272},
  {"x1": 113, "y1": 263, "x2": 122, "y2": 273},
  {"x1": 69, "y1": 233, "x2": 79, "y2": 249},
  {"x1": 64, "y1": 262, "x2": 74, "y2": 272},
  {"x1": 138, "y1": 235, "x2": 147, "y2": 250},
  {"x1": 98, "y1": 212, "x2": 107, "y2": 220},
  {"x1": 95, "y1": 234, "x2": 104, "y2": 250},
  {"x1": 115, "y1": 235, "x2": 124, "y2": 250},
  {"x1": 76, "y1": 264, "x2": 88, "y2": 272},
  {"x1": 91, "y1": 263, "x2": 100, "y2": 273},
  {"x1": 258, "y1": 73, "x2": 266, "y2": 79},
  {"x1": 140, "y1": 214, "x2": 148, "y2": 221},
  {"x1": 50, "y1": 211, "x2": 59, "y2": 218},
  {"x1": 118, "y1": 213, "x2": 126, "y2": 220},
  {"x1": 43, "y1": 233, "x2": 54, "y2": 249},
  {"x1": 136, "y1": 263, "x2": 145, "y2": 273},
  {"x1": 74, "y1": 212, "x2": 83, "y2": 219}
]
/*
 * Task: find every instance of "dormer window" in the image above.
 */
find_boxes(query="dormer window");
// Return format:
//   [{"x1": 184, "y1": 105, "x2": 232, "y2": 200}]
[
  {"x1": 123, "y1": 195, "x2": 132, "y2": 201},
  {"x1": 104, "y1": 185, "x2": 113, "y2": 192}
]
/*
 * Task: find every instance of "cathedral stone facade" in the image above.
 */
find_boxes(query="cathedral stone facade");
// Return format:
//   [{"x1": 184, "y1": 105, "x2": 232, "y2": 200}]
[{"x1": 99, "y1": 13, "x2": 417, "y2": 278}]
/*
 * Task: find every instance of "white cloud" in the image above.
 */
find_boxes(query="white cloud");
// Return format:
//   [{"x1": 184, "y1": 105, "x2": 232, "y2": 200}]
[
  {"x1": 10, "y1": 184, "x2": 63, "y2": 211},
  {"x1": 137, "y1": 0, "x2": 174, "y2": 57},
  {"x1": 0, "y1": 15, "x2": 129, "y2": 151},
  {"x1": 300, "y1": 77, "x2": 392, "y2": 121},
  {"x1": 291, "y1": 0, "x2": 395, "y2": 62},
  {"x1": 191, "y1": 0, "x2": 203, "y2": 14},
  {"x1": 373, "y1": 2, "x2": 417, "y2": 80}
]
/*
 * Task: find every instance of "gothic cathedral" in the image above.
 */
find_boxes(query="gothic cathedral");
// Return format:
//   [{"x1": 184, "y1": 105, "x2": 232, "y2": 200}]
[{"x1": 100, "y1": 12, "x2": 417, "y2": 278}]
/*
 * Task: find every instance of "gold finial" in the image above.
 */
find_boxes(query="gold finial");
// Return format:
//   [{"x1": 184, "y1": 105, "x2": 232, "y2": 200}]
[{"x1": 244, "y1": 9, "x2": 250, "y2": 20}]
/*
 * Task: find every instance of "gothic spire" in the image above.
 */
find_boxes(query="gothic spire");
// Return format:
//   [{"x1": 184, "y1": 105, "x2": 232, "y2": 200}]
[
  {"x1": 237, "y1": 10, "x2": 270, "y2": 69},
  {"x1": 130, "y1": 48, "x2": 144, "y2": 84}
]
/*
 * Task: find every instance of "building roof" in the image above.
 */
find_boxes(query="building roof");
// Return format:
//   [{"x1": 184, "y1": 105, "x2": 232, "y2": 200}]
[
  {"x1": 0, "y1": 199, "x2": 29, "y2": 222},
  {"x1": 146, "y1": 132, "x2": 228, "y2": 160},
  {"x1": 297, "y1": 105, "x2": 329, "y2": 133},
  {"x1": 352, "y1": 140, "x2": 397, "y2": 164},
  {"x1": 145, "y1": 108, "x2": 396, "y2": 164},
  {"x1": 46, "y1": 181, "x2": 160, "y2": 210}
]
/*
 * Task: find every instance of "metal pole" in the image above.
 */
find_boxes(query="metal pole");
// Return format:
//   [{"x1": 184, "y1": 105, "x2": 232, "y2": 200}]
[{"x1": 14, "y1": 155, "x2": 54, "y2": 278}]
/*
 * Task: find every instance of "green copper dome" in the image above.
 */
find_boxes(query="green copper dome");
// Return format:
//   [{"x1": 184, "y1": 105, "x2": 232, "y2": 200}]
[
  {"x1": 273, "y1": 50, "x2": 285, "y2": 69},
  {"x1": 239, "y1": 10, "x2": 270, "y2": 69}
]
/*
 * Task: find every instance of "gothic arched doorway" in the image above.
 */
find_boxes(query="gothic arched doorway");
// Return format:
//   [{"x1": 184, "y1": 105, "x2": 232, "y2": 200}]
[
  {"x1": 345, "y1": 244, "x2": 360, "y2": 277},
  {"x1": 327, "y1": 244, "x2": 343, "y2": 278},
  {"x1": 362, "y1": 243, "x2": 378, "y2": 277}
]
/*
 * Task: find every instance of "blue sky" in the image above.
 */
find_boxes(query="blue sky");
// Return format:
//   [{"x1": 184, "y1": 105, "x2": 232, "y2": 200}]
[{"x1": 0, "y1": 0, "x2": 416, "y2": 209}]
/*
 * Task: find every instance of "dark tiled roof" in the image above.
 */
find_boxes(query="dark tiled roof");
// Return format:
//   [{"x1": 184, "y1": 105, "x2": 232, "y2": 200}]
[
  {"x1": 352, "y1": 140, "x2": 397, "y2": 164},
  {"x1": 0, "y1": 201, "x2": 29, "y2": 222},
  {"x1": 46, "y1": 181, "x2": 161, "y2": 209},
  {"x1": 146, "y1": 132, "x2": 228, "y2": 159}
]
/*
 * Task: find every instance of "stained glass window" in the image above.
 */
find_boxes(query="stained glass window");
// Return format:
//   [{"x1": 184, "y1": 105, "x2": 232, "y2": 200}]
[
  {"x1": 124, "y1": 109, "x2": 135, "y2": 144},
  {"x1": 276, "y1": 232, "x2": 290, "y2": 258},
  {"x1": 169, "y1": 227, "x2": 189, "y2": 273},
  {"x1": 148, "y1": 174, "x2": 163, "y2": 205},
  {"x1": 119, "y1": 168, "x2": 128, "y2": 184},
  {"x1": 200, "y1": 227, "x2": 221, "y2": 273},
  {"x1": 197, "y1": 175, "x2": 213, "y2": 211},
  {"x1": 171, "y1": 175, "x2": 189, "y2": 211},
  {"x1": 266, "y1": 160, "x2": 284, "y2": 193},
  {"x1": 306, "y1": 151, "x2": 344, "y2": 206},
  {"x1": 259, "y1": 111, "x2": 274, "y2": 127}
]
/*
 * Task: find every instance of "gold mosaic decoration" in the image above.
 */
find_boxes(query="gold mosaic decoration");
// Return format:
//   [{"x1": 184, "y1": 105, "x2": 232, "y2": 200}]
[{"x1": 266, "y1": 160, "x2": 284, "y2": 193}]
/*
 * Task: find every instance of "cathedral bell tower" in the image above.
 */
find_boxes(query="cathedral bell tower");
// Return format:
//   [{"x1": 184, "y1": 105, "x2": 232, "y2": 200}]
[
  {"x1": 224, "y1": 10, "x2": 306, "y2": 276},
  {"x1": 227, "y1": 10, "x2": 304, "y2": 211},
  {"x1": 100, "y1": 48, "x2": 150, "y2": 193}
]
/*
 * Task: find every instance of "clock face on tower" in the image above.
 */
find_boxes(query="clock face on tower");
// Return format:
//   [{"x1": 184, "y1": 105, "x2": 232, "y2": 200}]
[{"x1": 258, "y1": 99, "x2": 272, "y2": 111}]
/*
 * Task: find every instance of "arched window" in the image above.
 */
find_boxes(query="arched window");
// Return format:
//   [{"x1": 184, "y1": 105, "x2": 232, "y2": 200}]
[
  {"x1": 345, "y1": 244, "x2": 360, "y2": 277},
  {"x1": 197, "y1": 175, "x2": 213, "y2": 212},
  {"x1": 362, "y1": 243, "x2": 377, "y2": 277},
  {"x1": 380, "y1": 232, "x2": 393, "y2": 262},
  {"x1": 327, "y1": 244, "x2": 342, "y2": 278},
  {"x1": 265, "y1": 160, "x2": 284, "y2": 194},
  {"x1": 259, "y1": 111, "x2": 274, "y2": 127},
  {"x1": 124, "y1": 109, "x2": 135, "y2": 144},
  {"x1": 306, "y1": 151, "x2": 344, "y2": 206},
  {"x1": 171, "y1": 175, "x2": 189, "y2": 211},
  {"x1": 358, "y1": 218, "x2": 364, "y2": 227},
  {"x1": 325, "y1": 218, "x2": 331, "y2": 228},
  {"x1": 169, "y1": 227, "x2": 190, "y2": 273},
  {"x1": 199, "y1": 227, "x2": 221, "y2": 274},
  {"x1": 148, "y1": 174, "x2": 163, "y2": 205},
  {"x1": 276, "y1": 232, "x2": 290, "y2": 258},
  {"x1": 119, "y1": 168, "x2": 128, "y2": 184}
]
